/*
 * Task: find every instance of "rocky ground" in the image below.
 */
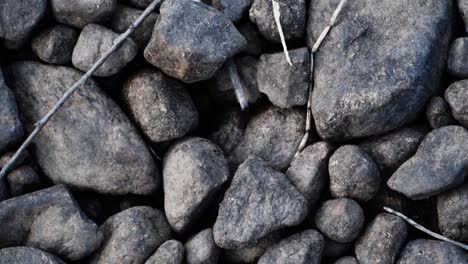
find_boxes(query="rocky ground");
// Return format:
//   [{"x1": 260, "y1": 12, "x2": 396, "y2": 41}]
[{"x1": 0, "y1": 0, "x2": 467, "y2": 263}]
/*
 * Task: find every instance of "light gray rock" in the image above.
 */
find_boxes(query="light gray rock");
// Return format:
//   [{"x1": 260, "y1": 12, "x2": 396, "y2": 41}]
[
  {"x1": 445, "y1": 80, "x2": 468, "y2": 128},
  {"x1": 309, "y1": 0, "x2": 453, "y2": 141},
  {"x1": 437, "y1": 183, "x2": 468, "y2": 243},
  {"x1": 144, "y1": 0, "x2": 246, "y2": 83},
  {"x1": 214, "y1": 157, "x2": 308, "y2": 249},
  {"x1": 212, "y1": 0, "x2": 253, "y2": 22},
  {"x1": 51, "y1": 0, "x2": 116, "y2": 28},
  {"x1": 6, "y1": 165, "x2": 42, "y2": 197},
  {"x1": 334, "y1": 257, "x2": 359, "y2": 264},
  {"x1": 0, "y1": 68, "x2": 23, "y2": 155},
  {"x1": 185, "y1": 229, "x2": 220, "y2": 264},
  {"x1": 31, "y1": 25, "x2": 79, "y2": 65},
  {"x1": 8, "y1": 61, "x2": 159, "y2": 195},
  {"x1": 425, "y1": 96, "x2": 456, "y2": 130},
  {"x1": 396, "y1": 239, "x2": 468, "y2": 264},
  {"x1": 0, "y1": 247, "x2": 64, "y2": 264},
  {"x1": 145, "y1": 240, "x2": 184, "y2": 264},
  {"x1": 448, "y1": 38, "x2": 468, "y2": 78},
  {"x1": 457, "y1": 0, "x2": 468, "y2": 30},
  {"x1": 237, "y1": 21, "x2": 267, "y2": 56},
  {"x1": 387, "y1": 126, "x2": 468, "y2": 200},
  {"x1": 0, "y1": 0, "x2": 47, "y2": 41}
]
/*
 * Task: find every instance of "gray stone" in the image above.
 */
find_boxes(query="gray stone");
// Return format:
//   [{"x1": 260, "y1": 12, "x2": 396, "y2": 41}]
[
  {"x1": 315, "y1": 198, "x2": 364, "y2": 243},
  {"x1": 258, "y1": 230, "x2": 324, "y2": 264},
  {"x1": 212, "y1": 0, "x2": 253, "y2": 22},
  {"x1": 144, "y1": 0, "x2": 246, "y2": 83},
  {"x1": 127, "y1": 0, "x2": 154, "y2": 9},
  {"x1": 229, "y1": 105, "x2": 305, "y2": 170},
  {"x1": 457, "y1": 0, "x2": 468, "y2": 30},
  {"x1": 329, "y1": 145, "x2": 381, "y2": 201},
  {"x1": 31, "y1": 25, "x2": 79, "y2": 65},
  {"x1": 387, "y1": 126, "x2": 468, "y2": 199},
  {"x1": 323, "y1": 239, "x2": 353, "y2": 261},
  {"x1": 8, "y1": 61, "x2": 159, "y2": 195},
  {"x1": 309, "y1": 0, "x2": 453, "y2": 141},
  {"x1": 0, "y1": 247, "x2": 64, "y2": 264},
  {"x1": 437, "y1": 183, "x2": 468, "y2": 243},
  {"x1": 257, "y1": 48, "x2": 310, "y2": 108},
  {"x1": 223, "y1": 231, "x2": 284, "y2": 264},
  {"x1": 145, "y1": 240, "x2": 184, "y2": 264},
  {"x1": 0, "y1": 0, "x2": 47, "y2": 41},
  {"x1": 185, "y1": 229, "x2": 220, "y2": 264},
  {"x1": 0, "y1": 68, "x2": 23, "y2": 155},
  {"x1": 6, "y1": 165, "x2": 42, "y2": 197},
  {"x1": 90, "y1": 206, "x2": 172, "y2": 264},
  {"x1": 249, "y1": 0, "x2": 306, "y2": 42},
  {"x1": 334, "y1": 257, "x2": 359, "y2": 264},
  {"x1": 448, "y1": 38, "x2": 468, "y2": 78},
  {"x1": 425, "y1": 97, "x2": 456, "y2": 130},
  {"x1": 163, "y1": 137, "x2": 229, "y2": 233},
  {"x1": 355, "y1": 213, "x2": 407, "y2": 264},
  {"x1": 123, "y1": 69, "x2": 199, "y2": 144},
  {"x1": 51, "y1": 0, "x2": 116, "y2": 28},
  {"x1": 214, "y1": 157, "x2": 308, "y2": 249},
  {"x1": 72, "y1": 24, "x2": 137, "y2": 77},
  {"x1": 445, "y1": 80, "x2": 468, "y2": 128},
  {"x1": 209, "y1": 110, "x2": 244, "y2": 155},
  {"x1": 396, "y1": 239, "x2": 468, "y2": 264},
  {"x1": 237, "y1": 21, "x2": 267, "y2": 56},
  {"x1": 0, "y1": 151, "x2": 29, "y2": 170}
]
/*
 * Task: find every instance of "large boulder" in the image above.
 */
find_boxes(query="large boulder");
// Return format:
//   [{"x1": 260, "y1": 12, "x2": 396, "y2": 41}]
[
  {"x1": 0, "y1": 68, "x2": 23, "y2": 155},
  {"x1": 0, "y1": 0, "x2": 47, "y2": 41}
]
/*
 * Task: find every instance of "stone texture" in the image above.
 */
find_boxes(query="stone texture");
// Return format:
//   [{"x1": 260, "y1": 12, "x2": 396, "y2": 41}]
[
  {"x1": 212, "y1": 0, "x2": 253, "y2": 22},
  {"x1": 185, "y1": 229, "x2": 220, "y2": 264},
  {"x1": 396, "y1": 239, "x2": 468, "y2": 264},
  {"x1": 457, "y1": 0, "x2": 468, "y2": 30},
  {"x1": 0, "y1": 247, "x2": 64, "y2": 264},
  {"x1": 309, "y1": 0, "x2": 453, "y2": 141},
  {"x1": 387, "y1": 126, "x2": 468, "y2": 200},
  {"x1": 31, "y1": 25, "x2": 78, "y2": 65},
  {"x1": 445, "y1": 80, "x2": 468, "y2": 128},
  {"x1": 51, "y1": 0, "x2": 116, "y2": 28},
  {"x1": 127, "y1": 0, "x2": 153, "y2": 9},
  {"x1": 437, "y1": 183, "x2": 468, "y2": 243},
  {"x1": 334, "y1": 257, "x2": 359, "y2": 264},
  {"x1": 145, "y1": 240, "x2": 184, "y2": 264},
  {"x1": 237, "y1": 21, "x2": 267, "y2": 56},
  {"x1": 425, "y1": 96, "x2": 456, "y2": 130},
  {"x1": 447, "y1": 38, "x2": 468, "y2": 78},
  {"x1": 7, "y1": 61, "x2": 159, "y2": 195},
  {"x1": 0, "y1": 68, "x2": 23, "y2": 155},
  {"x1": 209, "y1": 110, "x2": 244, "y2": 155},
  {"x1": 223, "y1": 231, "x2": 284, "y2": 264},
  {"x1": 6, "y1": 165, "x2": 42, "y2": 197},
  {"x1": 0, "y1": 0, "x2": 47, "y2": 41}
]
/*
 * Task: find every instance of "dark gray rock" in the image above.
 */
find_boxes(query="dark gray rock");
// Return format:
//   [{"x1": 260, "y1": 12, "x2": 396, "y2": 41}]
[
  {"x1": 457, "y1": 0, "x2": 468, "y2": 30},
  {"x1": 396, "y1": 239, "x2": 468, "y2": 264},
  {"x1": 163, "y1": 137, "x2": 229, "y2": 233},
  {"x1": 425, "y1": 97, "x2": 456, "y2": 130},
  {"x1": 334, "y1": 257, "x2": 359, "y2": 264},
  {"x1": 185, "y1": 229, "x2": 220, "y2": 264},
  {"x1": 445, "y1": 80, "x2": 468, "y2": 128},
  {"x1": 8, "y1": 61, "x2": 159, "y2": 195},
  {"x1": 144, "y1": 0, "x2": 246, "y2": 83},
  {"x1": 0, "y1": 179, "x2": 8, "y2": 202},
  {"x1": 72, "y1": 24, "x2": 137, "y2": 77},
  {"x1": 90, "y1": 206, "x2": 172, "y2": 264},
  {"x1": 209, "y1": 110, "x2": 244, "y2": 155},
  {"x1": 448, "y1": 38, "x2": 468, "y2": 78},
  {"x1": 249, "y1": 0, "x2": 306, "y2": 42},
  {"x1": 6, "y1": 165, "x2": 42, "y2": 197},
  {"x1": 286, "y1": 142, "x2": 334, "y2": 205},
  {"x1": 0, "y1": 0, "x2": 47, "y2": 41},
  {"x1": 258, "y1": 230, "x2": 324, "y2": 264},
  {"x1": 123, "y1": 69, "x2": 199, "y2": 144},
  {"x1": 0, "y1": 247, "x2": 64, "y2": 264},
  {"x1": 387, "y1": 126, "x2": 468, "y2": 200},
  {"x1": 323, "y1": 239, "x2": 353, "y2": 261},
  {"x1": 0, "y1": 151, "x2": 29, "y2": 169},
  {"x1": 51, "y1": 0, "x2": 116, "y2": 28},
  {"x1": 127, "y1": 0, "x2": 153, "y2": 9},
  {"x1": 237, "y1": 21, "x2": 267, "y2": 56},
  {"x1": 309, "y1": 0, "x2": 453, "y2": 141},
  {"x1": 315, "y1": 198, "x2": 364, "y2": 243},
  {"x1": 0, "y1": 68, "x2": 23, "y2": 155},
  {"x1": 257, "y1": 48, "x2": 310, "y2": 108},
  {"x1": 223, "y1": 231, "x2": 284, "y2": 264},
  {"x1": 355, "y1": 213, "x2": 407, "y2": 264},
  {"x1": 31, "y1": 25, "x2": 79, "y2": 65},
  {"x1": 437, "y1": 183, "x2": 468, "y2": 243},
  {"x1": 329, "y1": 145, "x2": 381, "y2": 201},
  {"x1": 213, "y1": 157, "x2": 308, "y2": 249},
  {"x1": 212, "y1": 0, "x2": 253, "y2": 22},
  {"x1": 145, "y1": 240, "x2": 184, "y2": 264}
]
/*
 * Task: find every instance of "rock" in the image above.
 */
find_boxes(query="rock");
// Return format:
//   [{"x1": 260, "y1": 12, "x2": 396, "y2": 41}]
[
  {"x1": 447, "y1": 38, "x2": 468, "y2": 78},
  {"x1": 0, "y1": 0, "x2": 47, "y2": 41},
  {"x1": 209, "y1": 110, "x2": 245, "y2": 155},
  {"x1": 258, "y1": 230, "x2": 324, "y2": 264},
  {"x1": 315, "y1": 198, "x2": 364, "y2": 243},
  {"x1": 437, "y1": 183, "x2": 468, "y2": 243},
  {"x1": 185, "y1": 229, "x2": 220, "y2": 264},
  {"x1": 6, "y1": 165, "x2": 42, "y2": 197},
  {"x1": 323, "y1": 239, "x2": 353, "y2": 261},
  {"x1": 0, "y1": 68, "x2": 23, "y2": 155},
  {"x1": 72, "y1": 24, "x2": 137, "y2": 77},
  {"x1": 334, "y1": 257, "x2": 359, "y2": 264},
  {"x1": 0, "y1": 247, "x2": 64, "y2": 264},
  {"x1": 0, "y1": 151, "x2": 29, "y2": 169},
  {"x1": 0, "y1": 185, "x2": 102, "y2": 261},
  {"x1": 8, "y1": 61, "x2": 159, "y2": 195},
  {"x1": 127, "y1": 0, "x2": 153, "y2": 9},
  {"x1": 50, "y1": 0, "x2": 116, "y2": 28},
  {"x1": 425, "y1": 97, "x2": 456, "y2": 130},
  {"x1": 329, "y1": 145, "x2": 381, "y2": 201},
  {"x1": 90, "y1": 206, "x2": 172, "y2": 264},
  {"x1": 122, "y1": 69, "x2": 199, "y2": 144},
  {"x1": 31, "y1": 25, "x2": 79, "y2": 65},
  {"x1": 110, "y1": 4, "x2": 158, "y2": 49},
  {"x1": 249, "y1": 0, "x2": 306, "y2": 42},
  {"x1": 286, "y1": 142, "x2": 334, "y2": 205},
  {"x1": 387, "y1": 126, "x2": 468, "y2": 199},
  {"x1": 213, "y1": 157, "x2": 308, "y2": 249},
  {"x1": 223, "y1": 231, "x2": 284, "y2": 264},
  {"x1": 163, "y1": 137, "x2": 229, "y2": 233},
  {"x1": 237, "y1": 21, "x2": 267, "y2": 56},
  {"x1": 145, "y1": 240, "x2": 184, "y2": 264},
  {"x1": 457, "y1": 0, "x2": 468, "y2": 30},
  {"x1": 396, "y1": 239, "x2": 468, "y2": 264},
  {"x1": 229, "y1": 106, "x2": 305, "y2": 170},
  {"x1": 212, "y1": 0, "x2": 253, "y2": 22},
  {"x1": 257, "y1": 48, "x2": 310, "y2": 108},
  {"x1": 445, "y1": 80, "x2": 468, "y2": 128},
  {"x1": 309, "y1": 0, "x2": 453, "y2": 141},
  {"x1": 355, "y1": 213, "x2": 407, "y2": 264}
]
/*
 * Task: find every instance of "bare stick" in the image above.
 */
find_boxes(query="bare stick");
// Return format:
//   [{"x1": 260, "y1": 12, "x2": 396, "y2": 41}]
[
  {"x1": 384, "y1": 207, "x2": 468, "y2": 251},
  {"x1": 226, "y1": 59, "x2": 249, "y2": 110},
  {"x1": 272, "y1": 0, "x2": 293, "y2": 66},
  {"x1": 312, "y1": 0, "x2": 348, "y2": 52},
  {"x1": 0, "y1": 0, "x2": 162, "y2": 179}
]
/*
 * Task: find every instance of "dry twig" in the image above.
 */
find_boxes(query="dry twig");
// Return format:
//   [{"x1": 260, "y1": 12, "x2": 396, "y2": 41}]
[
  {"x1": 226, "y1": 59, "x2": 249, "y2": 110},
  {"x1": 272, "y1": 0, "x2": 293, "y2": 66}
]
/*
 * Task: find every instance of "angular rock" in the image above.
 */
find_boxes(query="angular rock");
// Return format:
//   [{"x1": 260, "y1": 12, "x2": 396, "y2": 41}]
[
  {"x1": 237, "y1": 21, "x2": 267, "y2": 56},
  {"x1": 214, "y1": 157, "x2": 308, "y2": 249},
  {"x1": 0, "y1": 247, "x2": 64, "y2": 264},
  {"x1": 50, "y1": 0, "x2": 116, "y2": 28},
  {"x1": 257, "y1": 48, "x2": 310, "y2": 108},
  {"x1": 0, "y1": 0, "x2": 47, "y2": 41},
  {"x1": 209, "y1": 110, "x2": 245, "y2": 155},
  {"x1": 445, "y1": 80, "x2": 468, "y2": 128},
  {"x1": 145, "y1": 240, "x2": 184, "y2": 264},
  {"x1": 437, "y1": 183, "x2": 468, "y2": 243},
  {"x1": 185, "y1": 229, "x2": 220, "y2": 264},
  {"x1": 425, "y1": 96, "x2": 456, "y2": 130},
  {"x1": 90, "y1": 206, "x2": 172, "y2": 264},
  {"x1": 123, "y1": 69, "x2": 199, "y2": 144},
  {"x1": 144, "y1": 0, "x2": 246, "y2": 83},
  {"x1": 72, "y1": 24, "x2": 137, "y2": 77},
  {"x1": 315, "y1": 198, "x2": 364, "y2": 243},
  {"x1": 31, "y1": 25, "x2": 79, "y2": 65},
  {"x1": 334, "y1": 257, "x2": 359, "y2": 264},
  {"x1": 457, "y1": 0, "x2": 468, "y2": 30},
  {"x1": 309, "y1": 0, "x2": 453, "y2": 141},
  {"x1": 387, "y1": 126, "x2": 468, "y2": 199},
  {"x1": 329, "y1": 145, "x2": 381, "y2": 201},
  {"x1": 258, "y1": 230, "x2": 324, "y2": 264},
  {"x1": 212, "y1": 0, "x2": 253, "y2": 22},
  {"x1": 0, "y1": 68, "x2": 23, "y2": 155},
  {"x1": 6, "y1": 165, "x2": 42, "y2": 197},
  {"x1": 355, "y1": 213, "x2": 407, "y2": 264},
  {"x1": 447, "y1": 38, "x2": 468, "y2": 78},
  {"x1": 163, "y1": 137, "x2": 229, "y2": 233},
  {"x1": 8, "y1": 61, "x2": 159, "y2": 195},
  {"x1": 396, "y1": 239, "x2": 468, "y2": 264}
]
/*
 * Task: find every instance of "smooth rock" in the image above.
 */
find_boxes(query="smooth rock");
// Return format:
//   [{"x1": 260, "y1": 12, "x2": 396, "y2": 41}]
[
  {"x1": 31, "y1": 25, "x2": 79, "y2": 65},
  {"x1": 6, "y1": 165, "x2": 42, "y2": 197},
  {"x1": 334, "y1": 257, "x2": 359, "y2": 264},
  {"x1": 0, "y1": 68, "x2": 23, "y2": 155},
  {"x1": 0, "y1": 247, "x2": 64, "y2": 264},
  {"x1": 396, "y1": 239, "x2": 468, "y2": 264},
  {"x1": 185, "y1": 229, "x2": 220, "y2": 264},
  {"x1": 437, "y1": 183, "x2": 468, "y2": 243},
  {"x1": 445, "y1": 80, "x2": 468, "y2": 128},
  {"x1": 447, "y1": 38, "x2": 468, "y2": 78},
  {"x1": 0, "y1": 0, "x2": 47, "y2": 41},
  {"x1": 212, "y1": 0, "x2": 253, "y2": 23},
  {"x1": 425, "y1": 96, "x2": 456, "y2": 130},
  {"x1": 145, "y1": 240, "x2": 184, "y2": 264},
  {"x1": 237, "y1": 21, "x2": 267, "y2": 56},
  {"x1": 51, "y1": 0, "x2": 116, "y2": 28}
]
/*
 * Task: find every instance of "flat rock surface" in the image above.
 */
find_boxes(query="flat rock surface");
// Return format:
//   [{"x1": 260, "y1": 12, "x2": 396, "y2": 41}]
[
  {"x1": 0, "y1": 247, "x2": 64, "y2": 264},
  {"x1": 0, "y1": 0, "x2": 47, "y2": 41},
  {"x1": 445, "y1": 80, "x2": 468, "y2": 129},
  {"x1": 396, "y1": 239, "x2": 468, "y2": 264},
  {"x1": 0, "y1": 68, "x2": 23, "y2": 155}
]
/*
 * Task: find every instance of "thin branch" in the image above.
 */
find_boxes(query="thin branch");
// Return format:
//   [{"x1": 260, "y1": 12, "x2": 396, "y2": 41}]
[
  {"x1": 0, "y1": 0, "x2": 162, "y2": 179},
  {"x1": 226, "y1": 59, "x2": 249, "y2": 110},
  {"x1": 383, "y1": 207, "x2": 468, "y2": 251},
  {"x1": 312, "y1": 0, "x2": 348, "y2": 52},
  {"x1": 272, "y1": 0, "x2": 293, "y2": 66}
]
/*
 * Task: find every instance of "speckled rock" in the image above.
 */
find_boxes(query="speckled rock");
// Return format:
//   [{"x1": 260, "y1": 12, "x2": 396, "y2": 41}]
[
  {"x1": 334, "y1": 257, "x2": 359, "y2": 264},
  {"x1": 6, "y1": 165, "x2": 42, "y2": 197},
  {"x1": 447, "y1": 38, "x2": 468, "y2": 78},
  {"x1": 0, "y1": 0, "x2": 47, "y2": 41},
  {"x1": 425, "y1": 97, "x2": 456, "y2": 129},
  {"x1": 145, "y1": 240, "x2": 184, "y2": 264},
  {"x1": 0, "y1": 68, "x2": 23, "y2": 155},
  {"x1": 50, "y1": 0, "x2": 116, "y2": 28},
  {"x1": 0, "y1": 247, "x2": 64, "y2": 264},
  {"x1": 31, "y1": 25, "x2": 78, "y2": 65},
  {"x1": 437, "y1": 183, "x2": 468, "y2": 243},
  {"x1": 185, "y1": 229, "x2": 220, "y2": 264},
  {"x1": 445, "y1": 80, "x2": 468, "y2": 128},
  {"x1": 396, "y1": 239, "x2": 468, "y2": 264},
  {"x1": 212, "y1": 0, "x2": 253, "y2": 22}
]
